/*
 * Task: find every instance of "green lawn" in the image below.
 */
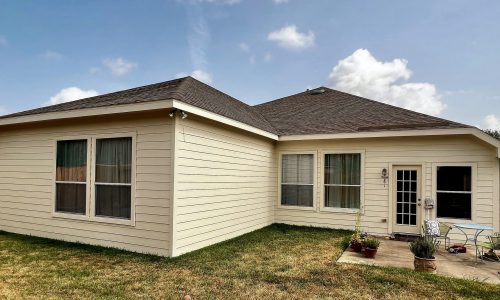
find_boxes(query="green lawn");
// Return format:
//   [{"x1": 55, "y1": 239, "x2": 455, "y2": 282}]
[{"x1": 0, "y1": 225, "x2": 498, "y2": 299}]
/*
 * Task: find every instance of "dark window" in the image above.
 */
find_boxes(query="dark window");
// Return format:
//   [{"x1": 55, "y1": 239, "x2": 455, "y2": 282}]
[
  {"x1": 436, "y1": 166, "x2": 472, "y2": 219},
  {"x1": 55, "y1": 140, "x2": 87, "y2": 214},
  {"x1": 95, "y1": 137, "x2": 132, "y2": 219}
]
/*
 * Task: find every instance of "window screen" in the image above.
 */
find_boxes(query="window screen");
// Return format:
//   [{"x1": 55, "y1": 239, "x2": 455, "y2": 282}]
[
  {"x1": 55, "y1": 140, "x2": 87, "y2": 214},
  {"x1": 324, "y1": 154, "x2": 361, "y2": 209},
  {"x1": 436, "y1": 166, "x2": 472, "y2": 219},
  {"x1": 281, "y1": 154, "x2": 314, "y2": 207},
  {"x1": 95, "y1": 137, "x2": 132, "y2": 219}
]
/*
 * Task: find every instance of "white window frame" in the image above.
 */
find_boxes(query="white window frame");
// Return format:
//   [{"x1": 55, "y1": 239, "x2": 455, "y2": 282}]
[
  {"x1": 278, "y1": 151, "x2": 317, "y2": 211},
  {"x1": 433, "y1": 162, "x2": 476, "y2": 223},
  {"x1": 320, "y1": 150, "x2": 365, "y2": 214},
  {"x1": 52, "y1": 132, "x2": 136, "y2": 226}
]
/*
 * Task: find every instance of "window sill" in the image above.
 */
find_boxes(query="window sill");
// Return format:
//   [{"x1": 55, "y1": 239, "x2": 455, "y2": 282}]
[
  {"x1": 278, "y1": 205, "x2": 316, "y2": 211},
  {"x1": 52, "y1": 213, "x2": 134, "y2": 226},
  {"x1": 320, "y1": 207, "x2": 360, "y2": 214},
  {"x1": 52, "y1": 212, "x2": 89, "y2": 221}
]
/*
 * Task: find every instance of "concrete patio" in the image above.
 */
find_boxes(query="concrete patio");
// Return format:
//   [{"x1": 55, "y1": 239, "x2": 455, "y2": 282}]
[{"x1": 338, "y1": 239, "x2": 500, "y2": 284}]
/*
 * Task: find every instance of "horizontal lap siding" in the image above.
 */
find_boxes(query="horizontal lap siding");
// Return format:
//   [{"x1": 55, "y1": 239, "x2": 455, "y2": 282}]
[
  {"x1": 173, "y1": 116, "x2": 276, "y2": 256},
  {"x1": 0, "y1": 112, "x2": 172, "y2": 256},
  {"x1": 275, "y1": 136, "x2": 499, "y2": 240}
]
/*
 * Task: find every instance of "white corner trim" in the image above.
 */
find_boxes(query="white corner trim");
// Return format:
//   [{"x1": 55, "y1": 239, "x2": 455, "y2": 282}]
[
  {"x1": 172, "y1": 100, "x2": 279, "y2": 140},
  {"x1": 0, "y1": 100, "x2": 175, "y2": 126}
]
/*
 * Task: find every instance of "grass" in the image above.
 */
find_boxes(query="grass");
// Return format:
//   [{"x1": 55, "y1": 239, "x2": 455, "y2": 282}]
[{"x1": 0, "y1": 225, "x2": 498, "y2": 299}]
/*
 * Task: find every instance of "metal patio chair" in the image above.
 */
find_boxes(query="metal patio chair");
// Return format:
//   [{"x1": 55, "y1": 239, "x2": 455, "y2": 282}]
[{"x1": 479, "y1": 233, "x2": 500, "y2": 262}]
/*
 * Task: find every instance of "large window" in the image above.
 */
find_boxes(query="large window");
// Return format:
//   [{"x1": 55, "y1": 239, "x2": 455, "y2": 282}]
[
  {"x1": 436, "y1": 166, "x2": 472, "y2": 219},
  {"x1": 55, "y1": 140, "x2": 87, "y2": 214},
  {"x1": 324, "y1": 153, "x2": 361, "y2": 209},
  {"x1": 281, "y1": 154, "x2": 314, "y2": 207},
  {"x1": 95, "y1": 137, "x2": 132, "y2": 219}
]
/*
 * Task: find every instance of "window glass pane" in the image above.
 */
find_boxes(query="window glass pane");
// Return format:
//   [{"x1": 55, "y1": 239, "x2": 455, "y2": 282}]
[
  {"x1": 95, "y1": 185, "x2": 131, "y2": 219},
  {"x1": 56, "y1": 140, "x2": 87, "y2": 182},
  {"x1": 324, "y1": 186, "x2": 360, "y2": 208},
  {"x1": 55, "y1": 183, "x2": 86, "y2": 214},
  {"x1": 324, "y1": 154, "x2": 360, "y2": 185},
  {"x1": 282, "y1": 154, "x2": 313, "y2": 184},
  {"x1": 96, "y1": 137, "x2": 132, "y2": 183},
  {"x1": 436, "y1": 192, "x2": 471, "y2": 219},
  {"x1": 437, "y1": 166, "x2": 471, "y2": 192},
  {"x1": 281, "y1": 185, "x2": 313, "y2": 207}
]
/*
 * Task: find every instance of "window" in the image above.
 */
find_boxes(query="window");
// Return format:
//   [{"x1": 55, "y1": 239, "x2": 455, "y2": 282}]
[
  {"x1": 95, "y1": 137, "x2": 132, "y2": 219},
  {"x1": 324, "y1": 153, "x2": 361, "y2": 209},
  {"x1": 436, "y1": 166, "x2": 472, "y2": 219},
  {"x1": 55, "y1": 140, "x2": 87, "y2": 214},
  {"x1": 281, "y1": 154, "x2": 314, "y2": 207}
]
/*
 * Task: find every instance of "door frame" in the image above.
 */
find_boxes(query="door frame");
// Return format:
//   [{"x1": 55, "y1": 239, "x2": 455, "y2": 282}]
[{"x1": 388, "y1": 163, "x2": 426, "y2": 235}]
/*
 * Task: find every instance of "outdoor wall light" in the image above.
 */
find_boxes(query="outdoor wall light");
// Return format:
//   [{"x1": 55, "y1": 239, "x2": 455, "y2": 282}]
[{"x1": 381, "y1": 168, "x2": 389, "y2": 187}]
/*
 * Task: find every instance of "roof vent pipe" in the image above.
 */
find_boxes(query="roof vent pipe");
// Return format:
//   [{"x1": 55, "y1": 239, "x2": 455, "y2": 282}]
[{"x1": 309, "y1": 88, "x2": 325, "y2": 95}]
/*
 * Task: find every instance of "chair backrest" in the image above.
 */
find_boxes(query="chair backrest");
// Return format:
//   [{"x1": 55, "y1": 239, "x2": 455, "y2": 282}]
[
  {"x1": 423, "y1": 219, "x2": 440, "y2": 237},
  {"x1": 489, "y1": 234, "x2": 500, "y2": 250},
  {"x1": 438, "y1": 222, "x2": 452, "y2": 236}
]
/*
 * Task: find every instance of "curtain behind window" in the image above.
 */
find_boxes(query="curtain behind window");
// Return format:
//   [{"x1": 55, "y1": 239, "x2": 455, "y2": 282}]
[
  {"x1": 281, "y1": 154, "x2": 314, "y2": 206},
  {"x1": 95, "y1": 137, "x2": 132, "y2": 219},
  {"x1": 324, "y1": 154, "x2": 361, "y2": 209}
]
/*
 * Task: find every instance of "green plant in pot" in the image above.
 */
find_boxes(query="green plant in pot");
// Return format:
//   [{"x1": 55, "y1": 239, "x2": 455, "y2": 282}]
[
  {"x1": 349, "y1": 210, "x2": 363, "y2": 252},
  {"x1": 362, "y1": 238, "x2": 380, "y2": 258},
  {"x1": 409, "y1": 238, "x2": 437, "y2": 273}
]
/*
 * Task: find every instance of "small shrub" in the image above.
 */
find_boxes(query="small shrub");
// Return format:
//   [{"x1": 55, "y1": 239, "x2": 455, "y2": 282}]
[
  {"x1": 340, "y1": 236, "x2": 351, "y2": 250},
  {"x1": 409, "y1": 239, "x2": 436, "y2": 259},
  {"x1": 362, "y1": 238, "x2": 380, "y2": 249}
]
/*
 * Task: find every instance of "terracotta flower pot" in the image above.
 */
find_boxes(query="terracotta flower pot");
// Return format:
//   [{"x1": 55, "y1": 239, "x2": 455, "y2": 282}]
[
  {"x1": 363, "y1": 247, "x2": 378, "y2": 258},
  {"x1": 350, "y1": 240, "x2": 362, "y2": 252},
  {"x1": 413, "y1": 256, "x2": 437, "y2": 273}
]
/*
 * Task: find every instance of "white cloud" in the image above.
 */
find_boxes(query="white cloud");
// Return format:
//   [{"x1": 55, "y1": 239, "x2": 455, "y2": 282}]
[
  {"x1": 327, "y1": 49, "x2": 445, "y2": 116},
  {"x1": 176, "y1": 69, "x2": 213, "y2": 84},
  {"x1": 273, "y1": 0, "x2": 289, "y2": 3},
  {"x1": 40, "y1": 50, "x2": 63, "y2": 60},
  {"x1": 239, "y1": 42, "x2": 250, "y2": 52},
  {"x1": 103, "y1": 58, "x2": 137, "y2": 76},
  {"x1": 483, "y1": 114, "x2": 500, "y2": 130},
  {"x1": 268, "y1": 25, "x2": 315, "y2": 50},
  {"x1": 0, "y1": 35, "x2": 7, "y2": 46},
  {"x1": 46, "y1": 87, "x2": 99, "y2": 106}
]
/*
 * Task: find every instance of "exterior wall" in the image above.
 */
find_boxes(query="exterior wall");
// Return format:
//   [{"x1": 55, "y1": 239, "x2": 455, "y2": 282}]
[
  {"x1": 0, "y1": 111, "x2": 172, "y2": 256},
  {"x1": 172, "y1": 115, "x2": 276, "y2": 256},
  {"x1": 275, "y1": 135, "x2": 499, "y2": 242}
]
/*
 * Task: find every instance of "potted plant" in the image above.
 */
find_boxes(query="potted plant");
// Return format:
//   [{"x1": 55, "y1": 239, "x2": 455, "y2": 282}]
[
  {"x1": 409, "y1": 238, "x2": 437, "y2": 273},
  {"x1": 349, "y1": 210, "x2": 363, "y2": 252},
  {"x1": 362, "y1": 238, "x2": 380, "y2": 258}
]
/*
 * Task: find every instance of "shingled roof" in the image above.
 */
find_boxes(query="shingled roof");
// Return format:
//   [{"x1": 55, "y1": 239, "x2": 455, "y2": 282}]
[
  {"x1": 0, "y1": 76, "x2": 277, "y2": 133},
  {"x1": 1, "y1": 78, "x2": 470, "y2": 136},
  {"x1": 253, "y1": 87, "x2": 470, "y2": 136}
]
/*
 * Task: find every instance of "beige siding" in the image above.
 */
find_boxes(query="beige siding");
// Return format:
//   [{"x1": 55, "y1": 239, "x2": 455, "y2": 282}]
[
  {"x1": 275, "y1": 135, "x2": 499, "y2": 242},
  {"x1": 172, "y1": 115, "x2": 276, "y2": 256},
  {"x1": 0, "y1": 111, "x2": 172, "y2": 256}
]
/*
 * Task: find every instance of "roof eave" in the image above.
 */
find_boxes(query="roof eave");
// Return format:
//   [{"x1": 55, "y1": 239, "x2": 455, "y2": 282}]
[
  {"x1": 279, "y1": 128, "x2": 500, "y2": 157},
  {"x1": 0, "y1": 99, "x2": 175, "y2": 127}
]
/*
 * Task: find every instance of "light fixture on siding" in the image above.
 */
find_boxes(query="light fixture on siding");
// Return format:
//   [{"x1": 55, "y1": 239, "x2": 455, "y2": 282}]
[
  {"x1": 181, "y1": 111, "x2": 188, "y2": 119},
  {"x1": 381, "y1": 168, "x2": 389, "y2": 187},
  {"x1": 168, "y1": 109, "x2": 177, "y2": 118}
]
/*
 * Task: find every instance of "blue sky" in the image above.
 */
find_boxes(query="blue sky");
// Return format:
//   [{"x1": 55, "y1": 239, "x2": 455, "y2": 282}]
[{"x1": 0, "y1": 0, "x2": 499, "y2": 129}]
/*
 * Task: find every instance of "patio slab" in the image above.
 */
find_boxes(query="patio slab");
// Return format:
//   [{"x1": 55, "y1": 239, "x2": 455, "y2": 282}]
[{"x1": 337, "y1": 239, "x2": 500, "y2": 284}]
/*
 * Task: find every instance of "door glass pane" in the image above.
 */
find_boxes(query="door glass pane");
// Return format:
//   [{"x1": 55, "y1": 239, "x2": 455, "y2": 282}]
[{"x1": 396, "y1": 169, "x2": 418, "y2": 225}]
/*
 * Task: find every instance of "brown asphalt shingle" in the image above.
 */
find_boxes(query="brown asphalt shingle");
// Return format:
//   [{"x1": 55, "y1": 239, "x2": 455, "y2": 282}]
[
  {"x1": 253, "y1": 87, "x2": 470, "y2": 136},
  {"x1": 1, "y1": 78, "x2": 470, "y2": 136}
]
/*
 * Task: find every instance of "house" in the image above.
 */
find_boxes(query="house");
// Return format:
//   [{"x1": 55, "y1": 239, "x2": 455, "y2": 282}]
[{"x1": 0, "y1": 77, "x2": 499, "y2": 257}]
